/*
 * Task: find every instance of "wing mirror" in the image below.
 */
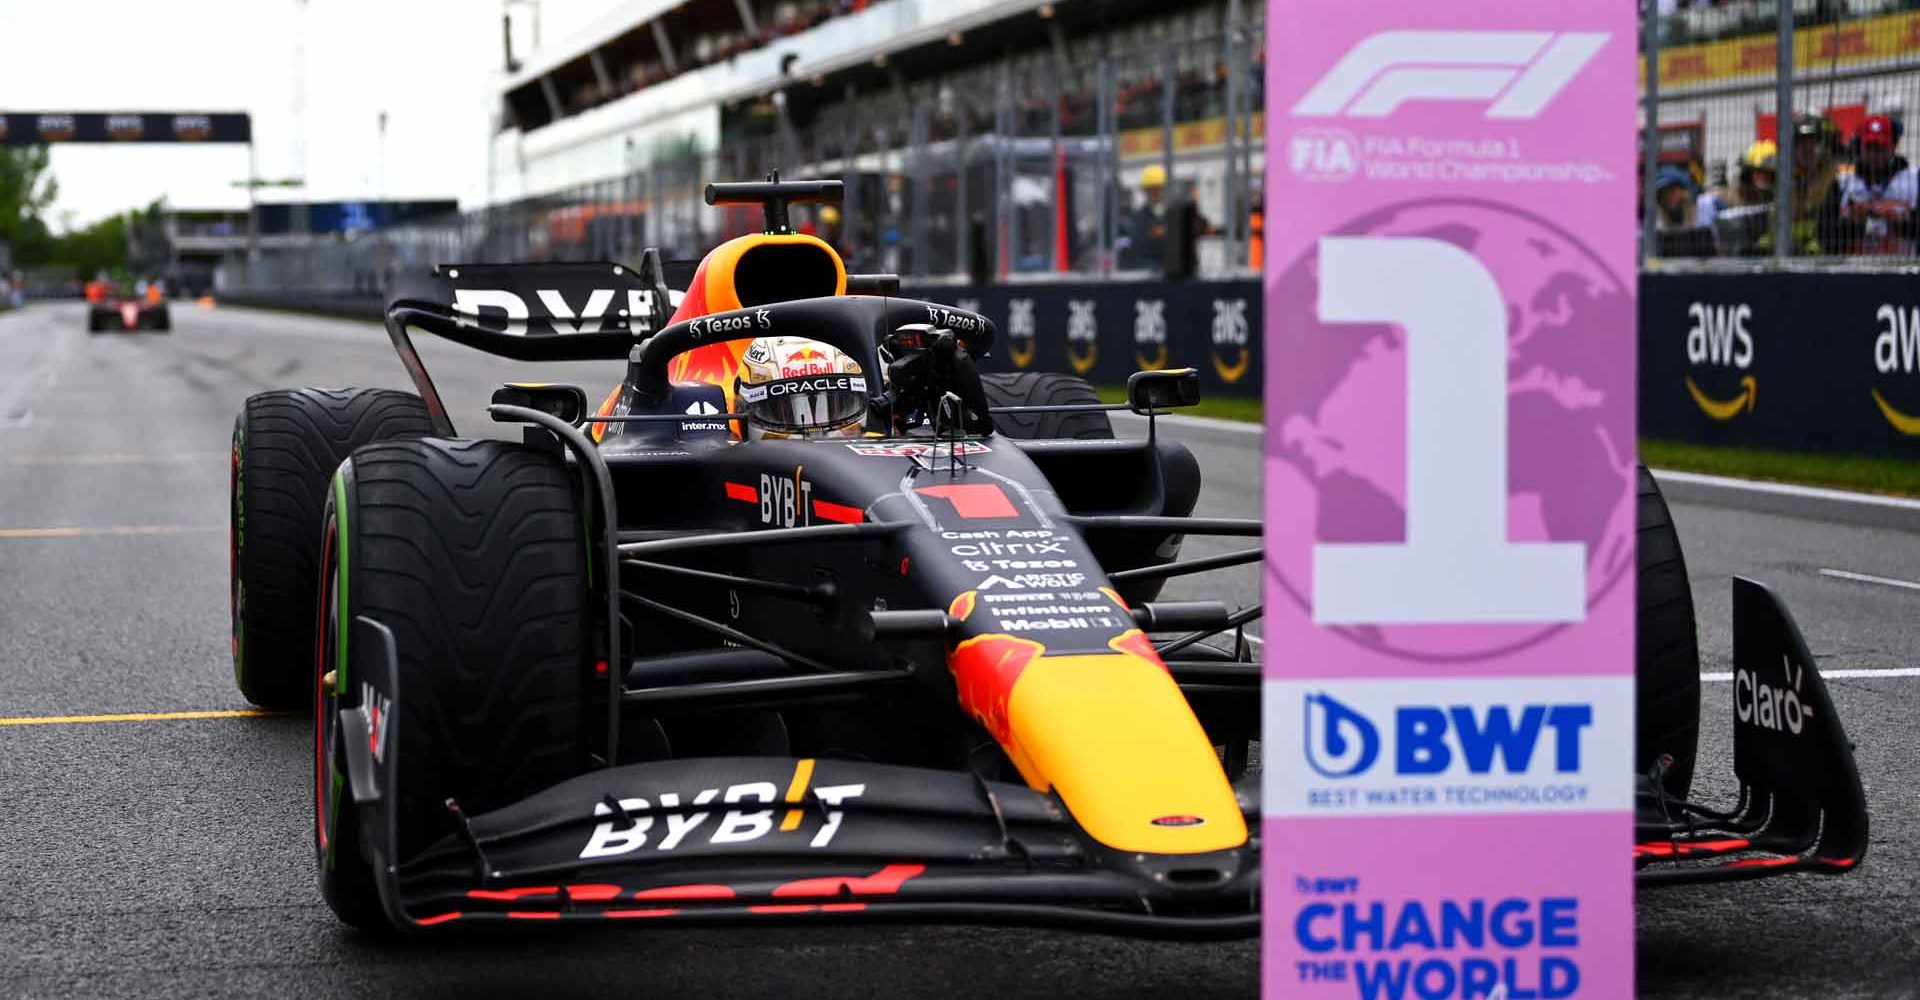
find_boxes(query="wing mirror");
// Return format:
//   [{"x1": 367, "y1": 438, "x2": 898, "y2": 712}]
[
  {"x1": 1126, "y1": 368, "x2": 1201, "y2": 414},
  {"x1": 492, "y1": 383, "x2": 589, "y2": 425}
]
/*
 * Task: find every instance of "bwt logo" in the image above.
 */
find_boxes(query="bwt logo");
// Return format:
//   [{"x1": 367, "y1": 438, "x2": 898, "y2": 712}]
[
  {"x1": 1304, "y1": 692, "x2": 1593, "y2": 779},
  {"x1": 1292, "y1": 31, "x2": 1610, "y2": 119}
]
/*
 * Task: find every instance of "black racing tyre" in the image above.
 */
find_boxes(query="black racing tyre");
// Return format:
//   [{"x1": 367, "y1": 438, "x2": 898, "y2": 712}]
[
  {"x1": 231, "y1": 388, "x2": 433, "y2": 709},
  {"x1": 1635, "y1": 463, "x2": 1701, "y2": 801},
  {"x1": 317, "y1": 439, "x2": 591, "y2": 926},
  {"x1": 87, "y1": 312, "x2": 104, "y2": 333},
  {"x1": 151, "y1": 308, "x2": 171, "y2": 332},
  {"x1": 981, "y1": 371, "x2": 1114, "y2": 440}
]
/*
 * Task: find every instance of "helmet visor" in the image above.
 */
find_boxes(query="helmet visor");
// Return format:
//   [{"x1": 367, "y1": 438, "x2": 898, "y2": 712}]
[{"x1": 738, "y1": 373, "x2": 868, "y2": 433}]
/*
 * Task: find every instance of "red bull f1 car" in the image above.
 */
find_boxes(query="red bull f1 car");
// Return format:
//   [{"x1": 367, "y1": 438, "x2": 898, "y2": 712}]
[{"x1": 227, "y1": 177, "x2": 1865, "y2": 936}]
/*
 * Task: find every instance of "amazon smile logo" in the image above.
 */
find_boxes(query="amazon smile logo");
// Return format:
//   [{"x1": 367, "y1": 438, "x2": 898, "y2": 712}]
[
  {"x1": 1872, "y1": 304, "x2": 1920, "y2": 435},
  {"x1": 1211, "y1": 298, "x2": 1251, "y2": 383},
  {"x1": 1684, "y1": 302, "x2": 1756, "y2": 421},
  {"x1": 1006, "y1": 298, "x2": 1037, "y2": 369},
  {"x1": 1134, "y1": 299, "x2": 1168, "y2": 370},
  {"x1": 1066, "y1": 300, "x2": 1099, "y2": 375},
  {"x1": 1686, "y1": 374, "x2": 1755, "y2": 419}
]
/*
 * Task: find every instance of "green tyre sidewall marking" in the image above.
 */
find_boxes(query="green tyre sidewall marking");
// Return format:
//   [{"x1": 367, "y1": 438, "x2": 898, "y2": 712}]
[
  {"x1": 333, "y1": 464, "x2": 350, "y2": 698},
  {"x1": 323, "y1": 462, "x2": 352, "y2": 870}
]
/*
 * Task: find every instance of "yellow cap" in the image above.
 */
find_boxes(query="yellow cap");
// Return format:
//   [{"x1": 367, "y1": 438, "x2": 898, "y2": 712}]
[
  {"x1": 1139, "y1": 164, "x2": 1167, "y2": 188},
  {"x1": 818, "y1": 205, "x2": 841, "y2": 225}
]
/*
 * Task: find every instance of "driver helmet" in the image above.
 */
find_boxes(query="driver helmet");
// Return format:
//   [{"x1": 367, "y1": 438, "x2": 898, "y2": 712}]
[{"x1": 735, "y1": 336, "x2": 868, "y2": 440}]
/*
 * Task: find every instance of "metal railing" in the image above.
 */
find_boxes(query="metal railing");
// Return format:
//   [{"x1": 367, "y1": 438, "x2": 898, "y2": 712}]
[{"x1": 1642, "y1": 0, "x2": 1920, "y2": 266}]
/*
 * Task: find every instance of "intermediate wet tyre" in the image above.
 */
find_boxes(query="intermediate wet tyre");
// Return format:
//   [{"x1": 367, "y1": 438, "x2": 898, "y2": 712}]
[
  {"x1": 981, "y1": 371, "x2": 1114, "y2": 440},
  {"x1": 230, "y1": 388, "x2": 432, "y2": 709},
  {"x1": 314, "y1": 438, "x2": 591, "y2": 926},
  {"x1": 1635, "y1": 464, "x2": 1701, "y2": 801}
]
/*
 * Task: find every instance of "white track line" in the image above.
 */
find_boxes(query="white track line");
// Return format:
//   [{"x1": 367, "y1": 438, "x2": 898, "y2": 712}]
[
  {"x1": 1703, "y1": 668, "x2": 1920, "y2": 682},
  {"x1": 1650, "y1": 468, "x2": 1920, "y2": 511},
  {"x1": 1819, "y1": 568, "x2": 1920, "y2": 593}
]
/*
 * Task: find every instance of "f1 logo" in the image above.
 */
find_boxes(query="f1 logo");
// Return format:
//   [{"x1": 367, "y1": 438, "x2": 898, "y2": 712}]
[{"x1": 1292, "y1": 31, "x2": 1609, "y2": 119}]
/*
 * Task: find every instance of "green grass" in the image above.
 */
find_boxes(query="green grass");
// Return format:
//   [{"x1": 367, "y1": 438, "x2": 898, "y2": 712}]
[
  {"x1": 1640, "y1": 439, "x2": 1920, "y2": 498},
  {"x1": 1083, "y1": 392, "x2": 1917, "y2": 497},
  {"x1": 1095, "y1": 387, "x2": 1263, "y2": 423}
]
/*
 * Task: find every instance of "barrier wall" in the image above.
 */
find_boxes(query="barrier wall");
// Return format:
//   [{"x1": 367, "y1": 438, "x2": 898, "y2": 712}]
[
  {"x1": 1642, "y1": 271, "x2": 1920, "y2": 456},
  {"x1": 229, "y1": 271, "x2": 1920, "y2": 457},
  {"x1": 908, "y1": 280, "x2": 1262, "y2": 396}
]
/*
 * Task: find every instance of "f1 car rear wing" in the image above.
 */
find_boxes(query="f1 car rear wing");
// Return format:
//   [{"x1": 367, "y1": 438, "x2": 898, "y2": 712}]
[
  {"x1": 386, "y1": 249, "x2": 677, "y2": 363},
  {"x1": 1634, "y1": 577, "x2": 1869, "y2": 884}
]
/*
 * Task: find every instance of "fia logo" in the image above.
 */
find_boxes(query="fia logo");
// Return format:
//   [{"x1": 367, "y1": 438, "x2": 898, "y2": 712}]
[{"x1": 1289, "y1": 128, "x2": 1359, "y2": 182}]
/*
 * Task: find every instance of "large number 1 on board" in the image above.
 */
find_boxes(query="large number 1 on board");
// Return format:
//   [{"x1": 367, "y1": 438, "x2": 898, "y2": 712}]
[{"x1": 1311, "y1": 236, "x2": 1586, "y2": 625}]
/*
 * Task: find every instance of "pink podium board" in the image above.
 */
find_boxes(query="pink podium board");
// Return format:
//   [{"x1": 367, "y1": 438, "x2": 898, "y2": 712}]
[{"x1": 1263, "y1": 3, "x2": 1638, "y2": 998}]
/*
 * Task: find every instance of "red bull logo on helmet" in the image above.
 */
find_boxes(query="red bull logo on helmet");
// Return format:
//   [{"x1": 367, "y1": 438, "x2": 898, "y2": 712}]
[{"x1": 780, "y1": 344, "x2": 835, "y2": 377}]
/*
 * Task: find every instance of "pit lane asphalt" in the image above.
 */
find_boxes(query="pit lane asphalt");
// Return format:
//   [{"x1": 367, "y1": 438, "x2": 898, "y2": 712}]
[{"x1": 0, "y1": 302, "x2": 1915, "y2": 997}]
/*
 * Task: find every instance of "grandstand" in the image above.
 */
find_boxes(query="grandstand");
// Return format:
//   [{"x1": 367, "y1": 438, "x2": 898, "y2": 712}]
[{"x1": 478, "y1": 0, "x2": 1263, "y2": 279}]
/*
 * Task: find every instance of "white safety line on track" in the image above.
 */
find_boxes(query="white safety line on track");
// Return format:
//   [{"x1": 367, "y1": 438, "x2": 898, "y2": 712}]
[
  {"x1": 1650, "y1": 468, "x2": 1920, "y2": 512},
  {"x1": 1818, "y1": 567, "x2": 1920, "y2": 593},
  {"x1": 1703, "y1": 667, "x2": 1920, "y2": 682}
]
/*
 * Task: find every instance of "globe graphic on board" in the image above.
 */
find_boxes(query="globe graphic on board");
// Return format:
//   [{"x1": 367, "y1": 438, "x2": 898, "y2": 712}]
[{"x1": 1267, "y1": 198, "x2": 1638, "y2": 662}]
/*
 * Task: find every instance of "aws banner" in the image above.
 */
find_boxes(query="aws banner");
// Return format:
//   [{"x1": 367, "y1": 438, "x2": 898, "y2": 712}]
[
  {"x1": 1642, "y1": 271, "x2": 1920, "y2": 456},
  {"x1": 910, "y1": 280, "x2": 1262, "y2": 396},
  {"x1": 1264, "y1": 3, "x2": 1637, "y2": 999}
]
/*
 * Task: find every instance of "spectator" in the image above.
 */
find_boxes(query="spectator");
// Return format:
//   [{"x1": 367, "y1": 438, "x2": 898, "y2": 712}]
[
  {"x1": 1709, "y1": 140, "x2": 1777, "y2": 257},
  {"x1": 1753, "y1": 116, "x2": 1846, "y2": 256},
  {"x1": 1696, "y1": 160, "x2": 1730, "y2": 229},
  {"x1": 1653, "y1": 164, "x2": 1720, "y2": 256},
  {"x1": 1653, "y1": 165, "x2": 1701, "y2": 230},
  {"x1": 1840, "y1": 114, "x2": 1917, "y2": 255},
  {"x1": 1735, "y1": 139, "x2": 1777, "y2": 207},
  {"x1": 1119, "y1": 164, "x2": 1169, "y2": 271}
]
